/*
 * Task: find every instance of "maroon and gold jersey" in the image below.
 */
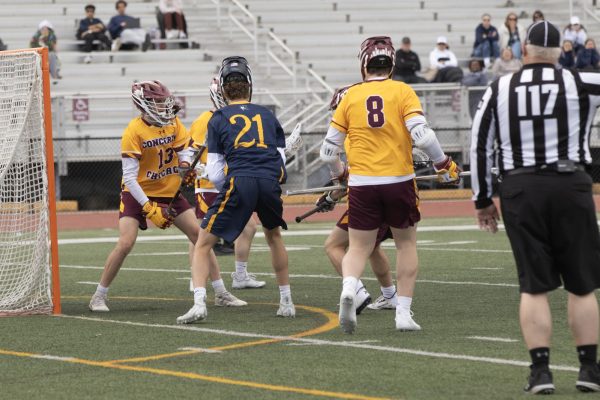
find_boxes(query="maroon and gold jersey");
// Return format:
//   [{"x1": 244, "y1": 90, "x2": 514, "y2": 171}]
[
  {"x1": 189, "y1": 110, "x2": 216, "y2": 191},
  {"x1": 121, "y1": 116, "x2": 189, "y2": 197},
  {"x1": 331, "y1": 79, "x2": 422, "y2": 176}
]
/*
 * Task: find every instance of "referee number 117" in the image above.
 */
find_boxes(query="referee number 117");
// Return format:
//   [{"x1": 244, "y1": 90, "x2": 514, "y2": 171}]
[{"x1": 515, "y1": 84, "x2": 559, "y2": 117}]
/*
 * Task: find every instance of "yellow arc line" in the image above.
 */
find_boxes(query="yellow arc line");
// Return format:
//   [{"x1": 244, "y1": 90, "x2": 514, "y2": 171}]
[{"x1": 0, "y1": 348, "x2": 392, "y2": 400}]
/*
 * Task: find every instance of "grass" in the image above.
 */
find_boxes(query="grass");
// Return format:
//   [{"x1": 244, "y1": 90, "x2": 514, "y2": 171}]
[{"x1": 0, "y1": 217, "x2": 589, "y2": 399}]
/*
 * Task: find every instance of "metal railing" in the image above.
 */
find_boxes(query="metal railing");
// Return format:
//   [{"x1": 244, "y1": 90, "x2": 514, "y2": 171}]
[{"x1": 227, "y1": 0, "x2": 259, "y2": 61}]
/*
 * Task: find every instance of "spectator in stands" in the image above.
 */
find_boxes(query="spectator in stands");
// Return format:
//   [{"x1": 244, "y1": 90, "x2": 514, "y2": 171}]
[
  {"x1": 426, "y1": 36, "x2": 462, "y2": 83},
  {"x1": 576, "y1": 38, "x2": 600, "y2": 71},
  {"x1": 108, "y1": 0, "x2": 152, "y2": 52},
  {"x1": 472, "y1": 13, "x2": 500, "y2": 67},
  {"x1": 559, "y1": 40, "x2": 576, "y2": 69},
  {"x1": 158, "y1": 0, "x2": 186, "y2": 39},
  {"x1": 0, "y1": 37, "x2": 7, "y2": 51},
  {"x1": 30, "y1": 20, "x2": 61, "y2": 80},
  {"x1": 499, "y1": 12, "x2": 526, "y2": 59},
  {"x1": 491, "y1": 47, "x2": 521, "y2": 79},
  {"x1": 462, "y1": 58, "x2": 489, "y2": 87},
  {"x1": 564, "y1": 16, "x2": 587, "y2": 54},
  {"x1": 392, "y1": 37, "x2": 426, "y2": 84},
  {"x1": 532, "y1": 9, "x2": 545, "y2": 23},
  {"x1": 77, "y1": 4, "x2": 112, "y2": 64}
]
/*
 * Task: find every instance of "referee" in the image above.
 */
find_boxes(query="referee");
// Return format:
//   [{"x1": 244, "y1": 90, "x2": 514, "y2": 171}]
[{"x1": 471, "y1": 21, "x2": 600, "y2": 394}]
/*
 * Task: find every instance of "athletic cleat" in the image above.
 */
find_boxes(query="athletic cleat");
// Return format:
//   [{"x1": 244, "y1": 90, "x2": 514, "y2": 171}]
[
  {"x1": 367, "y1": 295, "x2": 396, "y2": 310},
  {"x1": 338, "y1": 290, "x2": 357, "y2": 334},
  {"x1": 395, "y1": 308, "x2": 422, "y2": 331},
  {"x1": 355, "y1": 286, "x2": 371, "y2": 315},
  {"x1": 576, "y1": 363, "x2": 600, "y2": 392},
  {"x1": 214, "y1": 291, "x2": 247, "y2": 307},
  {"x1": 89, "y1": 293, "x2": 109, "y2": 312},
  {"x1": 213, "y1": 242, "x2": 235, "y2": 256},
  {"x1": 231, "y1": 272, "x2": 266, "y2": 289},
  {"x1": 524, "y1": 367, "x2": 555, "y2": 394},
  {"x1": 277, "y1": 296, "x2": 296, "y2": 317},
  {"x1": 176, "y1": 302, "x2": 207, "y2": 324}
]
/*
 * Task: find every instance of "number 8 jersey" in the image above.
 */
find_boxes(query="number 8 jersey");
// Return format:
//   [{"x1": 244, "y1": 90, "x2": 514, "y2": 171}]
[
  {"x1": 207, "y1": 101, "x2": 286, "y2": 182},
  {"x1": 121, "y1": 116, "x2": 189, "y2": 197},
  {"x1": 331, "y1": 78, "x2": 423, "y2": 177}
]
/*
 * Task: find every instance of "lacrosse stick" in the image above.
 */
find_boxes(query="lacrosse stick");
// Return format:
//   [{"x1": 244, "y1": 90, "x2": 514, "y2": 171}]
[
  {"x1": 284, "y1": 122, "x2": 303, "y2": 159},
  {"x1": 415, "y1": 168, "x2": 499, "y2": 181},
  {"x1": 295, "y1": 192, "x2": 348, "y2": 223},
  {"x1": 166, "y1": 144, "x2": 206, "y2": 217},
  {"x1": 286, "y1": 185, "x2": 345, "y2": 196}
]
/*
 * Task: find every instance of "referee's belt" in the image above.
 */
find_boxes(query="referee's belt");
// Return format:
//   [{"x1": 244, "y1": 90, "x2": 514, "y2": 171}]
[{"x1": 503, "y1": 161, "x2": 587, "y2": 177}]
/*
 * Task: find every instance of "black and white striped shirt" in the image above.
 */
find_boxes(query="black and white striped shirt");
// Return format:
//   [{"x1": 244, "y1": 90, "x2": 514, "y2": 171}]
[{"x1": 471, "y1": 63, "x2": 600, "y2": 208}]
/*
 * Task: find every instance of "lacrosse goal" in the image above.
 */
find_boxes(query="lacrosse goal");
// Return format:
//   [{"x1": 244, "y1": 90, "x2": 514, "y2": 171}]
[{"x1": 0, "y1": 48, "x2": 60, "y2": 315}]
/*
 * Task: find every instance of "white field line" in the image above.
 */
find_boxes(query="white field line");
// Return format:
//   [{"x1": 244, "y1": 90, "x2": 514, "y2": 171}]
[
  {"x1": 77, "y1": 281, "x2": 99, "y2": 285},
  {"x1": 472, "y1": 268, "x2": 503, "y2": 270},
  {"x1": 467, "y1": 336, "x2": 519, "y2": 343},
  {"x1": 56, "y1": 314, "x2": 577, "y2": 372},
  {"x1": 128, "y1": 246, "x2": 311, "y2": 257},
  {"x1": 57, "y1": 225, "x2": 499, "y2": 245},
  {"x1": 178, "y1": 347, "x2": 222, "y2": 353},
  {"x1": 31, "y1": 354, "x2": 77, "y2": 361},
  {"x1": 64, "y1": 265, "x2": 517, "y2": 288}
]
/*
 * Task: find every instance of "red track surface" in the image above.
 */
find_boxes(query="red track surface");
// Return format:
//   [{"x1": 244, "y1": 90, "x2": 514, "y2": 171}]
[{"x1": 57, "y1": 200, "x2": 480, "y2": 231}]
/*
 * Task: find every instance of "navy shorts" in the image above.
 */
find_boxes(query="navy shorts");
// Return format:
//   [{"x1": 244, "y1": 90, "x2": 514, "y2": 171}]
[{"x1": 201, "y1": 176, "x2": 287, "y2": 242}]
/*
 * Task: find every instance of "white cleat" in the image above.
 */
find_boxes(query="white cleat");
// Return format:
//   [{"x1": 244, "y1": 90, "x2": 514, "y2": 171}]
[
  {"x1": 355, "y1": 286, "x2": 372, "y2": 315},
  {"x1": 231, "y1": 272, "x2": 266, "y2": 289},
  {"x1": 214, "y1": 291, "x2": 247, "y2": 307},
  {"x1": 395, "y1": 308, "x2": 422, "y2": 331},
  {"x1": 89, "y1": 293, "x2": 109, "y2": 312},
  {"x1": 367, "y1": 295, "x2": 396, "y2": 310},
  {"x1": 338, "y1": 290, "x2": 357, "y2": 334},
  {"x1": 176, "y1": 302, "x2": 207, "y2": 324},
  {"x1": 277, "y1": 296, "x2": 296, "y2": 317}
]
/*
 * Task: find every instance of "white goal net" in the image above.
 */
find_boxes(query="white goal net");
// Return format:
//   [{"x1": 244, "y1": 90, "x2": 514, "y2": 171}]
[{"x1": 0, "y1": 49, "x2": 57, "y2": 315}]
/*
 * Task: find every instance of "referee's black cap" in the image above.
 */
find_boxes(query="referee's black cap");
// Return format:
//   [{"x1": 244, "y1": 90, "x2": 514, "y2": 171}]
[{"x1": 526, "y1": 21, "x2": 561, "y2": 48}]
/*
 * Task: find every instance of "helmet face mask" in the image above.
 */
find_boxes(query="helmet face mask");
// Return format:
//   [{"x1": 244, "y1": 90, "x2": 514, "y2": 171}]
[
  {"x1": 358, "y1": 36, "x2": 395, "y2": 80},
  {"x1": 218, "y1": 56, "x2": 253, "y2": 101},
  {"x1": 209, "y1": 76, "x2": 227, "y2": 109},
  {"x1": 131, "y1": 80, "x2": 176, "y2": 127}
]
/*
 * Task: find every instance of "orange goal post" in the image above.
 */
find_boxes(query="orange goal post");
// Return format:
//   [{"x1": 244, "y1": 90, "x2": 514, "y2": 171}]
[{"x1": 0, "y1": 47, "x2": 60, "y2": 315}]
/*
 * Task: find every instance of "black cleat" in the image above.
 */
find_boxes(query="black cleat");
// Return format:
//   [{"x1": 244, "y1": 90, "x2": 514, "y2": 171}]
[
  {"x1": 213, "y1": 243, "x2": 234, "y2": 256},
  {"x1": 524, "y1": 366, "x2": 555, "y2": 395},
  {"x1": 576, "y1": 363, "x2": 600, "y2": 392}
]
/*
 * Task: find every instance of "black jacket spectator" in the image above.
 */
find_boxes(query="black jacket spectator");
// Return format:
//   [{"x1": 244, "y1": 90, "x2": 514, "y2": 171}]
[
  {"x1": 392, "y1": 37, "x2": 426, "y2": 84},
  {"x1": 559, "y1": 40, "x2": 575, "y2": 69},
  {"x1": 77, "y1": 4, "x2": 111, "y2": 52}
]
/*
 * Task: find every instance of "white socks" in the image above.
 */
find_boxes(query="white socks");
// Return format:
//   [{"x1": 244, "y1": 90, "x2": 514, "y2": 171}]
[
  {"x1": 381, "y1": 285, "x2": 398, "y2": 306},
  {"x1": 342, "y1": 277, "x2": 358, "y2": 295},
  {"x1": 193, "y1": 287, "x2": 206, "y2": 304},
  {"x1": 279, "y1": 284, "x2": 291, "y2": 301},
  {"x1": 95, "y1": 284, "x2": 108, "y2": 296},
  {"x1": 396, "y1": 296, "x2": 412, "y2": 312},
  {"x1": 355, "y1": 279, "x2": 366, "y2": 294},
  {"x1": 235, "y1": 261, "x2": 248, "y2": 275},
  {"x1": 211, "y1": 279, "x2": 226, "y2": 295}
]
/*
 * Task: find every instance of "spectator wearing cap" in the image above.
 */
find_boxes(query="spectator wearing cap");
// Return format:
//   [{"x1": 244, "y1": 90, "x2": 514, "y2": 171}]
[
  {"x1": 76, "y1": 4, "x2": 112, "y2": 63},
  {"x1": 499, "y1": 12, "x2": 527, "y2": 59},
  {"x1": 30, "y1": 20, "x2": 61, "y2": 80},
  {"x1": 576, "y1": 38, "x2": 600, "y2": 71},
  {"x1": 472, "y1": 13, "x2": 500, "y2": 66},
  {"x1": 426, "y1": 36, "x2": 462, "y2": 83},
  {"x1": 564, "y1": 16, "x2": 587, "y2": 54},
  {"x1": 472, "y1": 20, "x2": 600, "y2": 394},
  {"x1": 392, "y1": 37, "x2": 426, "y2": 84}
]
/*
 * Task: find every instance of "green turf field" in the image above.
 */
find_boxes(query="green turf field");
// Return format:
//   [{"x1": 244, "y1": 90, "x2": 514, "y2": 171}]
[{"x1": 0, "y1": 218, "x2": 588, "y2": 399}]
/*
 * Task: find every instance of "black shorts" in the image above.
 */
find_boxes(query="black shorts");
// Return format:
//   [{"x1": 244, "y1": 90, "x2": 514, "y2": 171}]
[
  {"x1": 500, "y1": 171, "x2": 600, "y2": 295},
  {"x1": 201, "y1": 176, "x2": 287, "y2": 242}
]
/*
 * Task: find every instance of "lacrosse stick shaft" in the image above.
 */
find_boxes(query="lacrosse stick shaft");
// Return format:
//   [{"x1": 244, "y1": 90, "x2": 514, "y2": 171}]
[
  {"x1": 286, "y1": 185, "x2": 345, "y2": 196},
  {"x1": 166, "y1": 145, "x2": 206, "y2": 215},
  {"x1": 414, "y1": 168, "x2": 498, "y2": 181},
  {"x1": 295, "y1": 191, "x2": 348, "y2": 223}
]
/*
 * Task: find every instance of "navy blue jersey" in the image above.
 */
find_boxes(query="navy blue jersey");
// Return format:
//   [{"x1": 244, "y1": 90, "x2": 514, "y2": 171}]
[{"x1": 207, "y1": 101, "x2": 286, "y2": 182}]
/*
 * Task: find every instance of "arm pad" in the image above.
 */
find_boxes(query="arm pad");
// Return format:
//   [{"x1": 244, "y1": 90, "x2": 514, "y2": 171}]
[
  {"x1": 407, "y1": 122, "x2": 446, "y2": 164},
  {"x1": 319, "y1": 139, "x2": 343, "y2": 163}
]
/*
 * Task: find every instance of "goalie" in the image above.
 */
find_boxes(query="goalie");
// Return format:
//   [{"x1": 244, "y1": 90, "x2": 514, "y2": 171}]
[{"x1": 319, "y1": 36, "x2": 461, "y2": 334}]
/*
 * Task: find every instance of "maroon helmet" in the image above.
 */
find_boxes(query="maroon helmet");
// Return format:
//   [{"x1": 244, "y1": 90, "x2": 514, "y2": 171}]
[
  {"x1": 358, "y1": 36, "x2": 395, "y2": 79},
  {"x1": 131, "y1": 80, "x2": 176, "y2": 126}
]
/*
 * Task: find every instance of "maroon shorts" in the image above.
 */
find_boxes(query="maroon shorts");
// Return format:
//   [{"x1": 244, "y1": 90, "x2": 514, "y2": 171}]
[
  {"x1": 336, "y1": 209, "x2": 392, "y2": 245},
  {"x1": 195, "y1": 192, "x2": 219, "y2": 219},
  {"x1": 119, "y1": 191, "x2": 192, "y2": 230},
  {"x1": 348, "y1": 180, "x2": 420, "y2": 231}
]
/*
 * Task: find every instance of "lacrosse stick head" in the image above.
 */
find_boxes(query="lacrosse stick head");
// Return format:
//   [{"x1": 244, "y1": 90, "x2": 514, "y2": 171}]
[
  {"x1": 412, "y1": 147, "x2": 433, "y2": 170},
  {"x1": 284, "y1": 123, "x2": 303, "y2": 158}
]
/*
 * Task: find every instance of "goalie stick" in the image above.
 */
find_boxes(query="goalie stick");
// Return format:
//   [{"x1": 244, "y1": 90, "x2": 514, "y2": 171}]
[{"x1": 166, "y1": 144, "x2": 206, "y2": 217}]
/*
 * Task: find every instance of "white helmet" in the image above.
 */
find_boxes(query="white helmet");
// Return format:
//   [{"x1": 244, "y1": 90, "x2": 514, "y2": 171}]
[{"x1": 131, "y1": 80, "x2": 176, "y2": 127}]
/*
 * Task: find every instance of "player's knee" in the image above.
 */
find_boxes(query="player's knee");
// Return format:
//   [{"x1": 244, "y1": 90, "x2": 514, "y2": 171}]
[{"x1": 116, "y1": 238, "x2": 135, "y2": 255}]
